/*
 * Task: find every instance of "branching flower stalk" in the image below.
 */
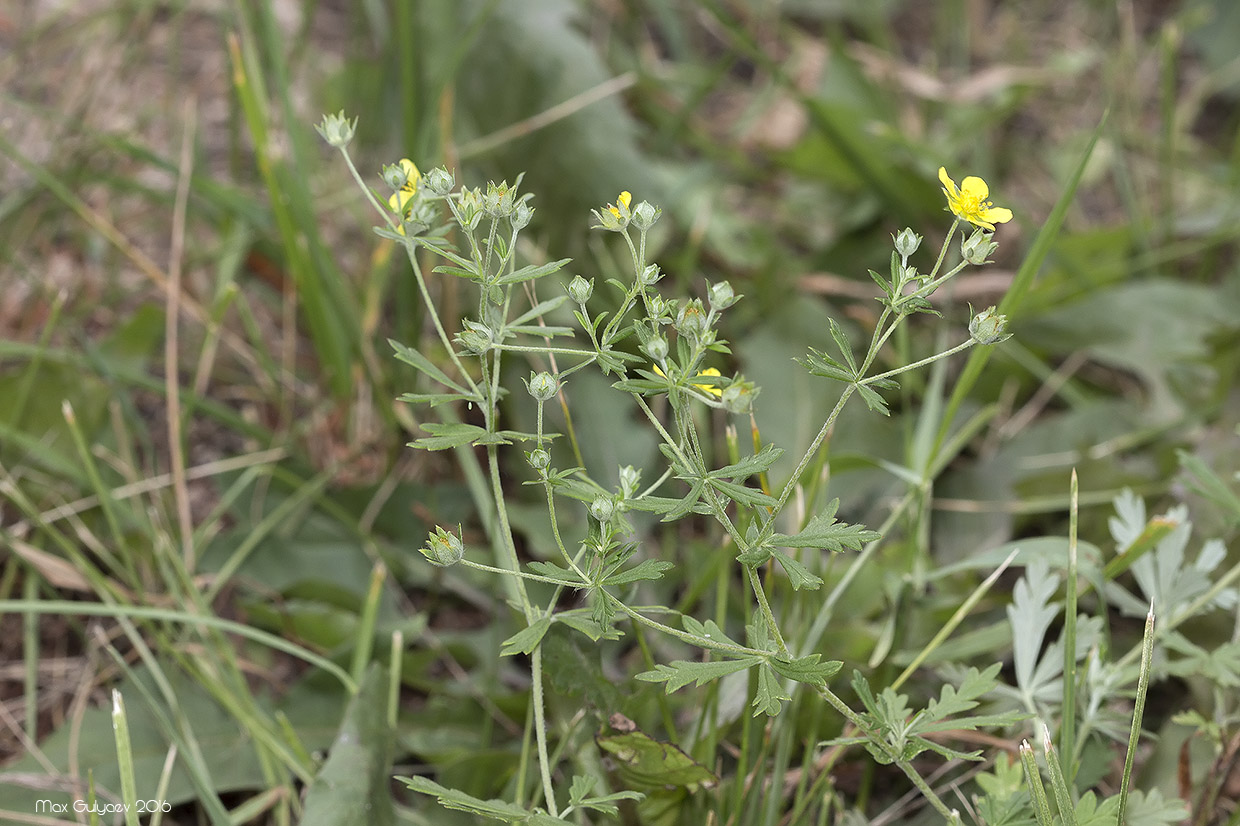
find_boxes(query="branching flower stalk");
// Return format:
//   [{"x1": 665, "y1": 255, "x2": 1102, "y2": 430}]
[{"x1": 320, "y1": 112, "x2": 1017, "y2": 822}]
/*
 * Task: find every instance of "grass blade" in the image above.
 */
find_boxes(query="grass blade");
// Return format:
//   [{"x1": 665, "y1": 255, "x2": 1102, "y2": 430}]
[{"x1": 1118, "y1": 604, "x2": 1155, "y2": 825}]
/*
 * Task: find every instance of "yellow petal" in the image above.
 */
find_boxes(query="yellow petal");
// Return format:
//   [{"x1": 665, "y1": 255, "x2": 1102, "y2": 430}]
[
  {"x1": 938, "y1": 167, "x2": 957, "y2": 195},
  {"x1": 959, "y1": 176, "x2": 990, "y2": 201},
  {"x1": 399, "y1": 158, "x2": 420, "y2": 191},
  {"x1": 618, "y1": 191, "x2": 631, "y2": 209},
  {"x1": 981, "y1": 206, "x2": 1013, "y2": 225}
]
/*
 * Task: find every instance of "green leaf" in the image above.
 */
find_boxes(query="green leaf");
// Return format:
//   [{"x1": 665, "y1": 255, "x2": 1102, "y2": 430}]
[
  {"x1": 854, "y1": 382, "x2": 891, "y2": 415},
  {"x1": 635, "y1": 656, "x2": 763, "y2": 692},
  {"x1": 399, "y1": 776, "x2": 569, "y2": 825},
  {"x1": 768, "y1": 654, "x2": 842, "y2": 687},
  {"x1": 919, "y1": 663, "x2": 1001, "y2": 725},
  {"x1": 398, "y1": 391, "x2": 480, "y2": 407},
  {"x1": 770, "y1": 499, "x2": 881, "y2": 552},
  {"x1": 302, "y1": 665, "x2": 394, "y2": 826},
  {"x1": 526, "y1": 561, "x2": 584, "y2": 584},
  {"x1": 707, "y1": 444, "x2": 784, "y2": 480},
  {"x1": 595, "y1": 732, "x2": 717, "y2": 792},
  {"x1": 603, "y1": 559, "x2": 674, "y2": 586},
  {"x1": 555, "y1": 608, "x2": 624, "y2": 642},
  {"x1": 752, "y1": 665, "x2": 790, "y2": 717},
  {"x1": 796, "y1": 347, "x2": 853, "y2": 382},
  {"x1": 706, "y1": 478, "x2": 778, "y2": 509},
  {"x1": 494, "y1": 257, "x2": 572, "y2": 285},
  {"x1": 681, "y1": 617, "x2": 742, "y2": 649},
  {"x1": 501, "y1": 616, "x2": 553, "y2": 657},
  {"x1": 411, "y1": 422, "x2": 488, "y2": 451},
  {"x1": 566, "y1": 774, "x2": 644, "y2": 816},
  {"x1": 828, "y1": 318, "x2": 858, "y2": 374},
  {"x1": 389, "y1": 338, "x2": 468, "y2": 393},
  {"x1": 771, "y1": 550, "x2": 823, "y2": 590}
]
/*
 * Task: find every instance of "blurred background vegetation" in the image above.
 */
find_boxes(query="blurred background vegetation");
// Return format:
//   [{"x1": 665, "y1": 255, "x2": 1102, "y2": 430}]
[{"x1": 1, "y1": 0, "x2": 1238, "y2": 823}]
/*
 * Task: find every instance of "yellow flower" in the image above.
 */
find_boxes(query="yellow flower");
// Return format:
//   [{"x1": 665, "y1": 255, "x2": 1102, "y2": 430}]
[
  {"x1": 388, "y1": 159, "x2": 421, "y2": 235},
  {"x1": 938, "y1": 167, "x2": 1012, "y2": 231},
  {"x1": 607, "y1": 190, "x2": 632, "y2": 219},
  {"x1": 654, "y1": 364, "x2": 724, "y2": 399}
]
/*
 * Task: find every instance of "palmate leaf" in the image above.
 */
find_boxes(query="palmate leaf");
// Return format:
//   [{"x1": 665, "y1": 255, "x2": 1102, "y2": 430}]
[
  {"x1": 602, "y1": 559, "x2": 674, "y2": 586},
  {"x1": 768, "y1": 653, "x2": 842, "y2": 687},
  {"x1": 501, "y1": 616, "x2": 553, "y2": 657}
]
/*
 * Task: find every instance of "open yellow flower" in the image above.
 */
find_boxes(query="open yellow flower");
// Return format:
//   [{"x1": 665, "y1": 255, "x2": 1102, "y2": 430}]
[
  {"x1": 938, "y1": 167, "x2": 1012, "y2": 231},
  {"x1": 388, "y1": 159, "x2": 421, "y2": 235},
  {"x1": 607, "y1": 190, "x2": 632, "y2": 219},
  {"x1": 654, "y1": 364, "x2": 723, "y2": 399}
]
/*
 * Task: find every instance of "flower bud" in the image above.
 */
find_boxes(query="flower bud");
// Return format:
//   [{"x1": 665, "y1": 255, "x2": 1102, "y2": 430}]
[
  {"x1": 424, "y1": 167, "x2": 455, "y2": 196},
  {"x1": 722, "y1": 379, "x2": 758, "y2": 414},
  {"x1": 527, "y1": 448, "x2": 551, "y2": 471},
  {"x1": 511, "y1": 200, "x2": 534, "y2": 231},
  {"x1": 961, "y1": 229, "x2": 998, "y2": 265},
  {"x1": 618, "y1": 465, "x2": 640, "y2": 499},
  {"x1": 708, "y1": 281, "x2": 738, "y2": 311},
  {"x1": 894, "y1": 227, "x2": 922, "y2": 258},
  {"x1": 630, "y1": 200, "x2": 661, "y2": 231},
  {"x1": 484, "y1": 180, "x2": 515, "y2": 217},
  {"x1": 675, "y1": 299, "x2": 709, "y2": 340},
  {"x1": 315, "y1": 111, "x2": 357, "y2": 147},
  {"x1": 641, "y1": 263, "x2": 662, "y2": 286},
  {"x1": 419, "y1": 526, "x2": 464, "y2": 566},
  {"x1": 458, "y1": 187, "x2": 485, "y2": 232},
  {"x1": 969, "y1": 306, "x2": 1011, "y2": 345},
  {"x1": 643, "y1": 334, "x2": 669, "y2": 362},
  {"x1": 589, "y1": 496, "x2": 615, "y2": 523},
  {"x1": 567, "y1": 275, "x2": 594, "y2": 304},
  {"x1": 456, "y1": 320, "x2": 494, "y2": 355},
  {"x1": 525, "y1": 371, "x2": 558, "y2": 402}
]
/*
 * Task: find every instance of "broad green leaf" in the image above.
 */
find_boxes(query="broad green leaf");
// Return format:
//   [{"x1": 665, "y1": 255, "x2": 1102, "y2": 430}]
[
  {"x1": 526, "y1": 561, "x2": 584, "y2": 584},
  {"x1": 594, "y1": 729, "x2": 717, "y2": 791},
  {"x1": 301, "y1": 665, "x2": 394, "y2": 826}
]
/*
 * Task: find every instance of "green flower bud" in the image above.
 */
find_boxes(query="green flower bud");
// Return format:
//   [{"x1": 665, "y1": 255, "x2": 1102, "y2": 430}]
[
  {"x1": 641, "y1": 263, "x2": 662, "y2": 286},
  {"x1": 643, "y1": 334, "x2": 669, "y2": 362},
  {"x1": 675, "y1": 299, "x2": 709, "y2": 340},
  {"x1": 894, "y1": 227, "x2": 922, "y2": 258},
  {"x1": 708, "y1": 281, "x2": 738, "y2": 311},
  {"x1": 382, "y1": 163, "x2": 408, "y2": 191},
  {"x1": 567, "y1": 275, "x2": 594, "y2": 304},
  {"x1": 419, "y1": 526, "x2": 465, "y2": 567},
  {"x1": 458, "y1": 188, "x2": 485, "y2": 232},
  {"x1": 618, "y1": 465, "x2": 641, "y2": 499},
  {"x1": 589, "y1": 496, "x2": 615, "y2": 523},
  {"x1": 527, "y1": 448, "x2": 551, "y2": 471},
  {"x1": 424, "y1": 167, "x2": 455, "y2": 196},
  {"x1": 484, "y1": 180, "x2": 516, "y2": 217},
  {"x1": 631, "y1": 200, "x2": 661, "y2": 231},
  {"x1": 456, "y1": 320, "x2": 494, "y2": 355},
  {"x1": 511, "y1": 200, "x2": 534, "y2": 230},
  {"x1": 722, "y1": 378, "x2": 758, "y2": 414},
  {"x1": 315, "y1": 111, "x2": 357, "y2": 147},
  {"x1": 961, "y1": 229, "x2": 999, "y2": 265},
  {"x1": 969, "y1": 305, "x2": 1011, "y2": 345},
  {"x1": 526, "y1": 371, "x2": 558, "y2": 402}
]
